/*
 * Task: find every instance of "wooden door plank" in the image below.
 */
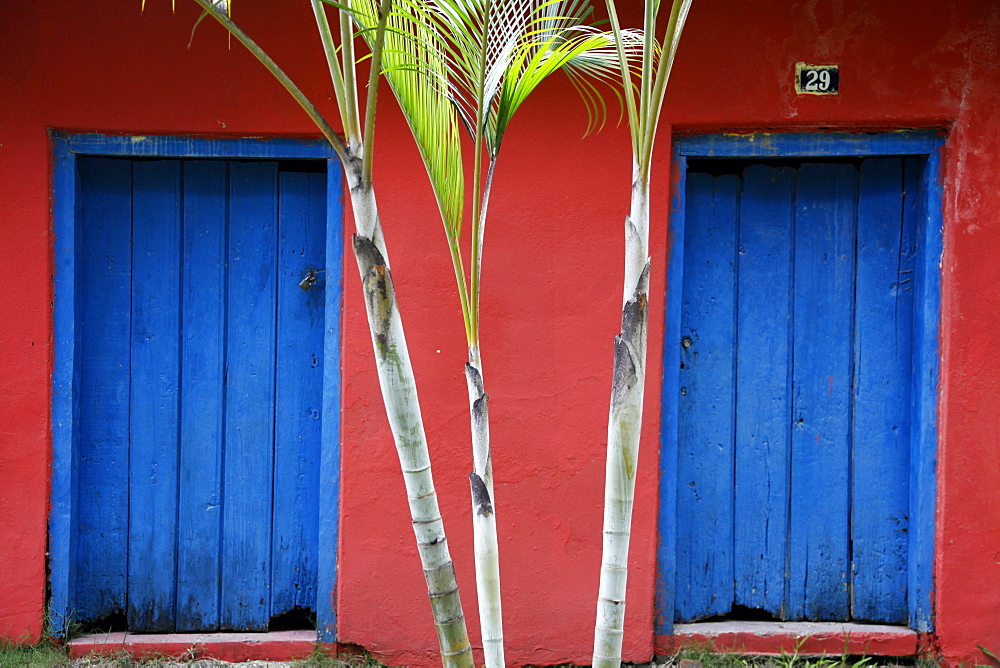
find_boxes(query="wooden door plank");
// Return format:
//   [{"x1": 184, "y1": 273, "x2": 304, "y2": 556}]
[
  {"x1": 851, "y1": 158, "x2": 912, "y2": 623},
  {"x1": 175, "y1": 160, "x2": 228, "y2": 631},
  {"x1": 76, "y1": 157, "x2": 133, "y2": 622},
  {"x1": 675, "y1": 172, "x2": 738, "y2": 621},
  {"x1": 787, "y1": 163, "x2": 857, "y2": 620},
  {"x1": 907, "y1": 152, "x2": 940, "y2": 632},
  {"x1": 733, "y1": 165, "x2": 795, "y2": 616},
  {"x1": 220, "y1": 162, "x2": 279, "y2": 630},
  {"x1": 128, "y1": 160, "x2": 183, "y2": 632},
  {"x1": 271, "y1": 171, "x2": 326, "y2": 618}
]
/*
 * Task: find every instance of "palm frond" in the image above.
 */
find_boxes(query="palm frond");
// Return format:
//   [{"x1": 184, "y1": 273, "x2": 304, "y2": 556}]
[
  {"x1": 483, "y1": 2, "x2": 642, "y2": 154},
  {"x1": 492, "y1": 21, "x2": 642, "y2": 150},
  {"x1": 348, "y1": 0, "x2": 466, "y2": 240},
  {"x1": 341, "y1": 0, "x2": 638, "y2": 338},
  {"x1": 433, "y1": 1, "x2": 516, "y2": 120}
]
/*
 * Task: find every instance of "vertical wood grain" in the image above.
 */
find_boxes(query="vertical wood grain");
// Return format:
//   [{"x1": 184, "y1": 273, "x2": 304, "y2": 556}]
[
  {"x1": 733, "y1": 165, "x2": 795, "y2": 617},
  {"x1": 787, "y1": 163, "x2": 857, "y2": 621},
  {"x1": 50, "y1": 143, "x2": 80, "y2": 634},
  {"x1": 851, "y1": 158, "x2": 912, "y2": 623},
  {"x1": 675, "y1": 172, "x2": 738, "y2": 621},
  {"x1": 220, "y1": 162, "x2": 279, "y2": 630},
  {"x1": 77, "y1": 157, "x2": 133, "y2": 622},
  {"x1": 664, "y1": 134, "x2": 941, "y2": 631},
  {"x1": 271, "y1": 171, "x2": 325, "y2": 618},
  {"x1": 128, "y1": 160, "x2": 183, "y2": 632},
  {"x1": 71, "y1": 147, "x2": 333, "y2": 634},
  {"x1": 907, "y1": 152, "x2": 941, "y2": 632},
  {"x1": 317, "y1": 163, "x2": 344, "y2": 640},
  {"x1": 175, "y1": 160, "x2": 228, "y2": 631}
]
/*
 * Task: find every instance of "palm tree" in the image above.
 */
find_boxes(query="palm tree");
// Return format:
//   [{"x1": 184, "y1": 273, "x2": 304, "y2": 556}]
[
  {"x1": 593, "y1": 2, "x2": 692, "y2": 667},
  {"x1": 345, "y1": 3, "x2": 628, "y2": 664},
  {"x1": 185, "y1": 1, "x2": 473, "y2": 664},
  {"x1": 185, "y1": 2, "x2": 625, "y2": 666}
]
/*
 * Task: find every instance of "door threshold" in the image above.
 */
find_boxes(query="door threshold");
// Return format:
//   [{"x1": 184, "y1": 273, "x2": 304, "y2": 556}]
[
  {"x1": 68, "y1": 630, "x2": 318, "y2": 662},
  {"x1": 656, "y1": 621, "x2": 920, "y2": 657}
]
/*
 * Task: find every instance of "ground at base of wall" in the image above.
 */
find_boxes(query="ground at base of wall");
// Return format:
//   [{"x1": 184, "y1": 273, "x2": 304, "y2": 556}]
[
  {"x1": 70, "y1": 664, "x2": 338, "y2": 668},
  {"x1": 63, "y1": 660, "x2": 925, "y2": 668},
  {"x1": 0, "y1": 649, "x2": 933, "y2": 668},
  {"x1": 1, "y1": 636, "x2": 935, "y2": 668},
  {"x1": 65, "y1": 659, "x2": 928, "y2": 667}
]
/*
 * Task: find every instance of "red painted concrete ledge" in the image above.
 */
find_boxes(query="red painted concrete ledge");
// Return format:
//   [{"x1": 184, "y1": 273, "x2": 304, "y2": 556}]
[
  {"x1": 656, "y1": 622, "x2": 921, "y2": 657},
  {"x1": 69, "y1": 624, "x2": 921, "y2": 663},
  {"x1": 68, "y1": 630, "x2": 322, "y2": 662}
]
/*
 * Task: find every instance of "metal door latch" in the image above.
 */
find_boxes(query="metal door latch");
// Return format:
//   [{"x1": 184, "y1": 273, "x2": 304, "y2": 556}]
[{"x1": 299, "y1": 269, "x2": 322, "y2": 291}]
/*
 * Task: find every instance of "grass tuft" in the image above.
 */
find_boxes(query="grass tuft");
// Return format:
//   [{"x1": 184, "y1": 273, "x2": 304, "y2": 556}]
[
  {"x1": 0, "y1": 638, "x2": 69, "y2": 668},
  {"x1": 650, "y1": 648, "x2": 936, "y2": 668},
  {"x1": 292, "y1": 643, "x2": 383, "y2": 667}
]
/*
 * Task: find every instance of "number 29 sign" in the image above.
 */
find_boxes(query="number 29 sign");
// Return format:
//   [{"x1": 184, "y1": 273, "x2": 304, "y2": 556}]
[{"x1": 795, "y1": 63, "x2": 839, "y2": 95}]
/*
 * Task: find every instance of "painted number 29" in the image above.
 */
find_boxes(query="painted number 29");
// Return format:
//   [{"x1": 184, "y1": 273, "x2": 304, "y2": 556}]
[
  {"x1": 805, "y1": 69, "x2": 831, "y2": 91},
  {"x1": 795, "y1": 63, "x2": 839, "y2": 95}
]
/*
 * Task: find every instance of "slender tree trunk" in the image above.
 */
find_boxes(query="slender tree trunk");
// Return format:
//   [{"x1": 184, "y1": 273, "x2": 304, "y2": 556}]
[
  {"x1": 465, "y1": 347, "x2": 504, "y2": 668},
  {"x1": 348, "y1": 167, "x2": 473, "y2": 668},
  {"x1": 593, "y1": 169, "x2": 651, "y2": 668}
]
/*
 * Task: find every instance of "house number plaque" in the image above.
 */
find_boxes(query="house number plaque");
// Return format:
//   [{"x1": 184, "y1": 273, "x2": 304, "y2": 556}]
[{"x1": 795, "y1": 63, "x2": 839, "y2": 95}]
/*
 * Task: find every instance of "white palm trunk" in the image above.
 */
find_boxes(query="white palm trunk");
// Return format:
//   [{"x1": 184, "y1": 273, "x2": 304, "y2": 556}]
[
  {"x1": 351, "y1": 177, "x2": 473, "y2": 668},
  {"x1": 594, "y1": 2, "x2": 691, "y2": 660},
  {"x1": 464, "y1": 348, "x2": 504, "y2": 668},
  {"x1": 594, "y1": 172, "x2": 650, "y2": 668},
  {"x1": 186, "y1": 1, "x2": 482, "y2": 664}
]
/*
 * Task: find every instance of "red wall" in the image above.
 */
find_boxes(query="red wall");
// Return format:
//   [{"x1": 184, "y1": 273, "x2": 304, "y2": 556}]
[{"x1": 1, "y1": 1, "x2": 998, "y2": 665}]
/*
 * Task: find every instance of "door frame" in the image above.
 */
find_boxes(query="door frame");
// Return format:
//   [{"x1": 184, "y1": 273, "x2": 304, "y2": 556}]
[
  {"x1": 48, "y1": 132, "x2": 344, "y2": 641},
  {"x1": 656, "y1": 131, "x2": 945, "y2": 634}
]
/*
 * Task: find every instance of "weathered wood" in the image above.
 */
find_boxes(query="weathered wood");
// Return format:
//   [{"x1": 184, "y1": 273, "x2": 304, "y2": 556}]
[
  {"x1": 220, "y1": 162, "x2": 279, "y2": 630},
  {"x1": 272, "y1": 171, "x2": 326, "y2": 618},
  {"x1": 787, "y1": 163, "x2": 856, "y2": 621},
  {"x1": 908, "y1": 152, "x2": 941, "y2": 632},
  {"x1": 663, "y1": 133, "x2": 943, "y2": 634},
  {"x1": 63, "y1": 132, "x2": 333, "y2": 160},
  {"x1": 851, "y1": 158, "x2": 912, "y2": 623},
  {"x1": 176, "y1": 160, "x2": 228, "y2": 631},
  {"x1": 675, "y1": 172, "x2": 737, "y2": 621},
  {"x1": 49, "y1": 141, "x2": 79, "y2": 634},
  {"x1": 734, "y1": 164, "x2": 795, "y2": 617},
  {"x1": 677, "y1": 131, "x2": 943, "y2": 159},
  {"x1": 128, "y1": 159, "x2": 182, "y2": 632},
  {"x1": 655, "y1": 154, "x2": 688, "y2": 635},
  {"x1": 77, "y1": 157, "x2": 133, "y2": 622},
  {"x1": 66, "y1": 146, "x2": 338, "y2": 637},
  {"x1": 317, "y1": 165, "x2": 345, "y2": 641}
]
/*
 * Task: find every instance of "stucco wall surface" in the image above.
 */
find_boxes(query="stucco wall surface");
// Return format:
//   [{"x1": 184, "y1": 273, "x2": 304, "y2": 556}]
[{"x1": 0, "y1": 1, "x2": 998, "y2": 666}]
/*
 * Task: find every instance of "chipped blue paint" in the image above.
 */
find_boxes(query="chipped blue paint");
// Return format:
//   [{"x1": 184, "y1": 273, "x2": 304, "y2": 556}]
[
  {"x1": 657, "y1": 131, "x2": 943, "y2": 635},
  {"x1": 49, "y1": 133, "x2": 342, "y2": 638}
]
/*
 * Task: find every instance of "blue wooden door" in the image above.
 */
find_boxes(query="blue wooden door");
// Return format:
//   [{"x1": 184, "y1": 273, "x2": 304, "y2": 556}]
[
  {"x1": 74, "y1": 157, "x2": 327, "y2": 632},
  {"x1": 675, "y1": 157, "x2": 922, "y2": 624}
]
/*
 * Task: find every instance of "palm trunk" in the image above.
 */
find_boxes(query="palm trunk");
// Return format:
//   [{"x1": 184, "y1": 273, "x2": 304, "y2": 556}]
[
  {"x1": 180, "y1": 3, "x2": 472, "y2": 663},
  {"x1": 349, "y1": 170, "x2": 473, "y2": 668},
  {"x1": 593, "y1": 171, "x2": 650, "y2": 668},
  {"x1": 465, "y1": 347, "x2": 504, "y2": 668}
]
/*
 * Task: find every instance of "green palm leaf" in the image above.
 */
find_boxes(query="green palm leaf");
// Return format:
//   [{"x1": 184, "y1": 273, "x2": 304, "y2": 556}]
[
  {"x1": 348, "y1": 1, "x2": 466, "y2": 241},
  {"x1": 491, "y1": 11, "x2": 641, "y2": 152}
]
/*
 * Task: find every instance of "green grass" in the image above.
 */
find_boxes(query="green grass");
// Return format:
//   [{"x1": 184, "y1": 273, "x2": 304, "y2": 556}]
[
  {"x1": 0, "y1": 638, "x2": 67, "y2": 668},
  {"x1": 0, "y1": 638, "x2": 384, "y2": 667},
  {"x1": 291, "y1": 643, "x2": 384, "y2": 667},
  {"x1": 658, "y1": 645, "x2": 936, "y2": 668},
  {"x1": 0, "y1": 639, "x2": 949, "y2": 668}
]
